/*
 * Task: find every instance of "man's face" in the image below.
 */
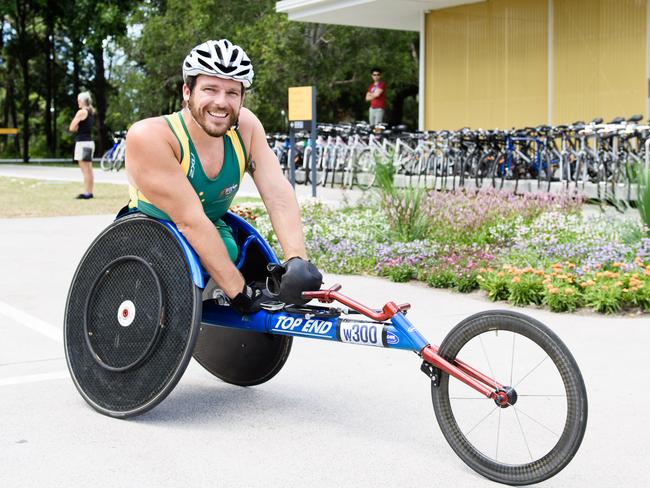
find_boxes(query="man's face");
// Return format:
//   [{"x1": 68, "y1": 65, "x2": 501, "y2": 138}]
[
  {"x1": 371, "y1": 72, "x2": 381, "y2": 82},
  {"x1": 183, "y1": 75, "x2": 243, "y2": 137}
]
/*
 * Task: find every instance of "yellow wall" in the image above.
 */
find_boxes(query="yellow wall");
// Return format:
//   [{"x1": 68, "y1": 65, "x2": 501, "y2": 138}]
[
  {"x1": 425, "y1": 0, "x2": 548, "y2": 130},
  {"x1": 553, "y1": 0, "x2": 646, "y2": 124},
  {"x1": 424, "y1": 0, "x2": 647, "y2": 130}
]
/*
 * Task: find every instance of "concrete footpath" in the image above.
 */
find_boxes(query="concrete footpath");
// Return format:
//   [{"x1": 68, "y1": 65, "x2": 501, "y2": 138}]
[{"x1": 0, "y1": 166, "x2": 649, "y2": 487}]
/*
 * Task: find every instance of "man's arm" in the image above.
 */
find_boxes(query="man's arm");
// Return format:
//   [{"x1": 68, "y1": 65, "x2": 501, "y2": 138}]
[
  {"x1": 68, "y1": 109, "x2": 86, "y2": 132},
  {"x1": 241, "y1": 109, "x2": 307, "y2": 260},
  {"x1": 125, "y1": 118, "x2": 245, "y2": 298}
]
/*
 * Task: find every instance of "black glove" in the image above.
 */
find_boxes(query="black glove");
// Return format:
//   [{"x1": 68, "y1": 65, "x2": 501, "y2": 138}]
[
  {"x1": 229, "y1": 283, "x2": 268, "y2": 315},
  {"x1": 268, "y1": 257, "x2": 323, "y2": 306}
]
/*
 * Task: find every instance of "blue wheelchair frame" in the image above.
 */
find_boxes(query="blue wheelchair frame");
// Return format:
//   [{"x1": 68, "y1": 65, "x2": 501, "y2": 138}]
[
  {"x1": 155, "y1": 211, "x2": 501, "y2": 400},
  {"x1": 159, "y1": 211, "x2": 428, "y2": 353}
]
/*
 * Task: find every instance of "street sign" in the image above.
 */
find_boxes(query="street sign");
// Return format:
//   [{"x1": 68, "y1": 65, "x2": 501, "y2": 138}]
[{"x1": 288, "y1": 86, "x2": 314, "y2": 121}]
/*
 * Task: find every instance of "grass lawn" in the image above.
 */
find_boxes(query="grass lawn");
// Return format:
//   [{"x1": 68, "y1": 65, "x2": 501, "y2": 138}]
[{"x1": 0, "y1": 176, "x2": 261, "y2": 218}]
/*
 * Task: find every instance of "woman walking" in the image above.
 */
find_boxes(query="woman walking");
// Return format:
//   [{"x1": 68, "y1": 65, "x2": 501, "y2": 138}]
[{"x1": 69, "y1": 91, "x2": 95, "y2": 199}]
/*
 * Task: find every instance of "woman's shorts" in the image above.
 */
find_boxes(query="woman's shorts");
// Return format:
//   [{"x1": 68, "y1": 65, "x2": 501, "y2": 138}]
[{"x1": 74, "y1": 141, "x2": 95, "y2": 162}]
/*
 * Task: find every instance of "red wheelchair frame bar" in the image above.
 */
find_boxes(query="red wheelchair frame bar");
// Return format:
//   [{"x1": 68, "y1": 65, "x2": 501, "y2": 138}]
[{"x1": 303, "y1": 286, "x2": 509, "y2": 406}]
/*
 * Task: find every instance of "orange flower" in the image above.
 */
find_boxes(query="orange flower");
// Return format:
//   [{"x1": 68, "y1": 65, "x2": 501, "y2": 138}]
[
  {"x1": 565, "y1": 288, "x2": 574, "y2": 295},
  {"x1": 512, "y1": 276, "x2": 521, "y2": 283}
]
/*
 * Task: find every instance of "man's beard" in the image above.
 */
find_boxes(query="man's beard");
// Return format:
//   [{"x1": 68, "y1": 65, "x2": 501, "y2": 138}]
[{"x1": 187, "y1": 100, "x2": 238, "y2": 137}]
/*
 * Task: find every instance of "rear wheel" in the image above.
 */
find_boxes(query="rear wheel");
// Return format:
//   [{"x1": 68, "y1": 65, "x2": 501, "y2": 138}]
[
  {"x1": 354, "y1": 149, "x2": 376, "y2": 190},
  {"x1": 431, "y1": 310, "x2": 588, "y2": 485}
]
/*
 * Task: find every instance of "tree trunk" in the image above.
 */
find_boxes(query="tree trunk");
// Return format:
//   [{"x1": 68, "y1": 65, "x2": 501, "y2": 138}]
[
  {"x1": 92, "y1": 44, "x2": 110, "y2": 153},
  {"x1": 7, "y1": 73, "x2": 20, "y2": 155},
  {"x1": 44, "y1": 4, "x2": 55, "y2": 156},
  {"x1": 16, "y1": 0, "x2": 30, "y2": 162},
  {"x1": 72, "y1": 38, "x2": 81, "y2": 99}
]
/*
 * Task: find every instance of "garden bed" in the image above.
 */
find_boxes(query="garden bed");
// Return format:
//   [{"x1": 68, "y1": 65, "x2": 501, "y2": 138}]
[{"x1": 234, "y1": 185, "x2": 650, "y2": 315}]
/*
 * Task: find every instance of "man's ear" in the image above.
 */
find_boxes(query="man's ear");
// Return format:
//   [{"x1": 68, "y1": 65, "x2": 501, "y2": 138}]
[{"x1": 182, "y1": 83, "x2": 190, "y2": 102}]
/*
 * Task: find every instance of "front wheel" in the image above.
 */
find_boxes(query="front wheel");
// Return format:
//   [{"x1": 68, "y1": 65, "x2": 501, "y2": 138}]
[
  {"x1": 99, "y1": 149, "x2": 113, "y2": 171},
  {"x1": 431, "y1": 310, "x2": 587, "y2": 485}
]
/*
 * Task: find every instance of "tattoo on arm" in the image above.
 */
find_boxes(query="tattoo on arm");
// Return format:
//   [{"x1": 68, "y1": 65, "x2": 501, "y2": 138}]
[{"x1": 246, "y1": 156, "x2": 256, "y2": 176}]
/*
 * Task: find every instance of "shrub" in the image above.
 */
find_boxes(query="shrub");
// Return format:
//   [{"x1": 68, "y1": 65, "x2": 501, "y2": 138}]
[
  {"x1": 455, "y1": 272, "x2": 479, "y2": 293},
  {"x1": 477, "y1": 271, "x2": 510, "y2": 301},
  {"x1": 426, "y1": 268, "x2": 457, "y2": 288},
  {"x1": 508, "y1": 272, "x2": 545, "y2": 306},
  {"x1": 584, "y1": 281, "x2": 623, "y2": 313},
  {"x1": 543, "y1": 284, "x2": 583, "y2": 313},
  {"x1": 386, "y1": 265, "x2": 414, "y2": 282},
  {"x1": 638, "y1": 166, "x2": 650, "y2": 235}
]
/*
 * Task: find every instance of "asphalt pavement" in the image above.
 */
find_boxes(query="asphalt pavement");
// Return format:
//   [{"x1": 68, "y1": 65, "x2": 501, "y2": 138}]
[{"x1": 0, "y1": 165, "x2": 649, "y2": 488}]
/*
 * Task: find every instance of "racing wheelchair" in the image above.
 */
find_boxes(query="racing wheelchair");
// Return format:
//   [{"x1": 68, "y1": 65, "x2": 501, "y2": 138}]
[{"x1": 64, "y1": 211, "x2": 588, "y2": 486}]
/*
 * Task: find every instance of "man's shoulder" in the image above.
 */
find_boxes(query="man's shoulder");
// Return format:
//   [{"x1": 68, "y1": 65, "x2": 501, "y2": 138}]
[
  {"x1": 128, "y1": 116, "x2": 171, "y2": 140},
  {"x1": 237, "y1": 107, "x2": 263, "y2": 134}
]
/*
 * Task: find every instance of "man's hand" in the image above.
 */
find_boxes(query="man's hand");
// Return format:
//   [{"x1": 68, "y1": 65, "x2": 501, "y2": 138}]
[
  {"x1": 229, "y1": 283, "x2": 269, "y2": 315},
  {"x1": 272, "y1": 257, "x2": 323, "y2": 305}
]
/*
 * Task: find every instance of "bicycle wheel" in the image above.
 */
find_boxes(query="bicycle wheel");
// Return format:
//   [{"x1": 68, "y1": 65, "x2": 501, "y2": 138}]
[
  {"x1": 354, "y1": 149, "x2": 376, "y2": 190},
  {"x1": 474, "y1": 153, "x2": 493, "y2": 189},
  {"x1": 295, "y1": 147, "x2": 308, "y2": 184},
  {"x1": 100, "y1": 149, "x2": 113, "y2": 171},
  {"x1": 431, "y1": 310, "x2": 587, "y2": 486}
]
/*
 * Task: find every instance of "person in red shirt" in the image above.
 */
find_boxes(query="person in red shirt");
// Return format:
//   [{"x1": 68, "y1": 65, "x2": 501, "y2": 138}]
[{"x1": 365, "y1": 67, "x2": 386, "y2": 125}]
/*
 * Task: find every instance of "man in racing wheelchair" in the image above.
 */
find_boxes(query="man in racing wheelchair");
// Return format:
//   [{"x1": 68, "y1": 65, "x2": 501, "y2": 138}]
[{"x1": 125, "y1": 39, "x2": 322, "y2": 310}]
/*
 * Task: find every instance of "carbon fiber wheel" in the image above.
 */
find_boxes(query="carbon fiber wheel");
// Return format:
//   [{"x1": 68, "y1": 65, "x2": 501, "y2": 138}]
[
  {"x1": 194, "y1": 322, "x2": 292, "y2": 387},
  {"x1": 64, "y1": 214, "x2": 202, "y2": 418},
  {"x1": 431, "y1": 310, "x2": 588, "y2": 485}
]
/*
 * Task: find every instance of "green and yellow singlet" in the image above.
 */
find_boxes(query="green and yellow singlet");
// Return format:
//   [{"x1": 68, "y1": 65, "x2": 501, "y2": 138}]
[{"x1": 129, "y1": 111, "x2": 246, "y2": 262}]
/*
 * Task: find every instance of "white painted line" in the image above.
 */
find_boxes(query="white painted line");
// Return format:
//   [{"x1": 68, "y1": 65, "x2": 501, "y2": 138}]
[
  {"x1": 0, "y1": 299, "x2": 63, "y2": 343},
  {"x1": 0, "y1": 370, "x2": 69, "y2": 387}
]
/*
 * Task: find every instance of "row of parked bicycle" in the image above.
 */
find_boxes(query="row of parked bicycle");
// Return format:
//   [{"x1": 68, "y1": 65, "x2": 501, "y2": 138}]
[{"x1": 269, "y1": 115, "x2": 650, "y2": 202}]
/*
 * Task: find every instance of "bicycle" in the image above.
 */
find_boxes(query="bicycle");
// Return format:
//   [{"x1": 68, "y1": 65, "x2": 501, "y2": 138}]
[
  {"x1": 100, "y1": 131, "x2": 127, "y2": 171},
  {"x1": 65, "y1": 211, "x2": 588, "y2": 486}
]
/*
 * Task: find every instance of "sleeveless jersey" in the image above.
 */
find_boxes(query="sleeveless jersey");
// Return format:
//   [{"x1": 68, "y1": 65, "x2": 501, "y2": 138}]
[
  {"x1": 128, "y1": 111, "x2": 247, "y2": 261},
  {"x1": 129, "y1": 111, "x2": 246, "y2": 221}
]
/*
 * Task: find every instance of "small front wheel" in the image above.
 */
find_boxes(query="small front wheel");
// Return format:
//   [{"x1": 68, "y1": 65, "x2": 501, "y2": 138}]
[{"x1": 431, "y1": 310, "x2": 587, "y2": 485}]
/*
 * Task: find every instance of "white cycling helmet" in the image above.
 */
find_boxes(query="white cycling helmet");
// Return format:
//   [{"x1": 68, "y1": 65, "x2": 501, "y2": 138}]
[{"x1": 182, "y1": 39, "x2": 254, "y2": 88}]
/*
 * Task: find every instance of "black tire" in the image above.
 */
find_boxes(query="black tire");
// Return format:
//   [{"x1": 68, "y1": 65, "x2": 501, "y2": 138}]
[
  {"x1": 100, "y1": 149, "x2": 113, "y2": 171},
  {"x1": 295, "y1": 147, "x2": 309, "y2": 185},
  {"x1": 474, "y1": 153, "x2": 493, "y2": 189},
  {"x1": 354, "y1": 149, "x2": 376, "y2": 190},
  {"x1": 431, "y1": 310, "x2": 587, "y2": 486}
]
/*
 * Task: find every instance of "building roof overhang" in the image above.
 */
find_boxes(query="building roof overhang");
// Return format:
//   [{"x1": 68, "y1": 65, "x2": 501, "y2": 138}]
[{"x1": 276, "y1": 0, "x2": 485, "y2": 31}]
